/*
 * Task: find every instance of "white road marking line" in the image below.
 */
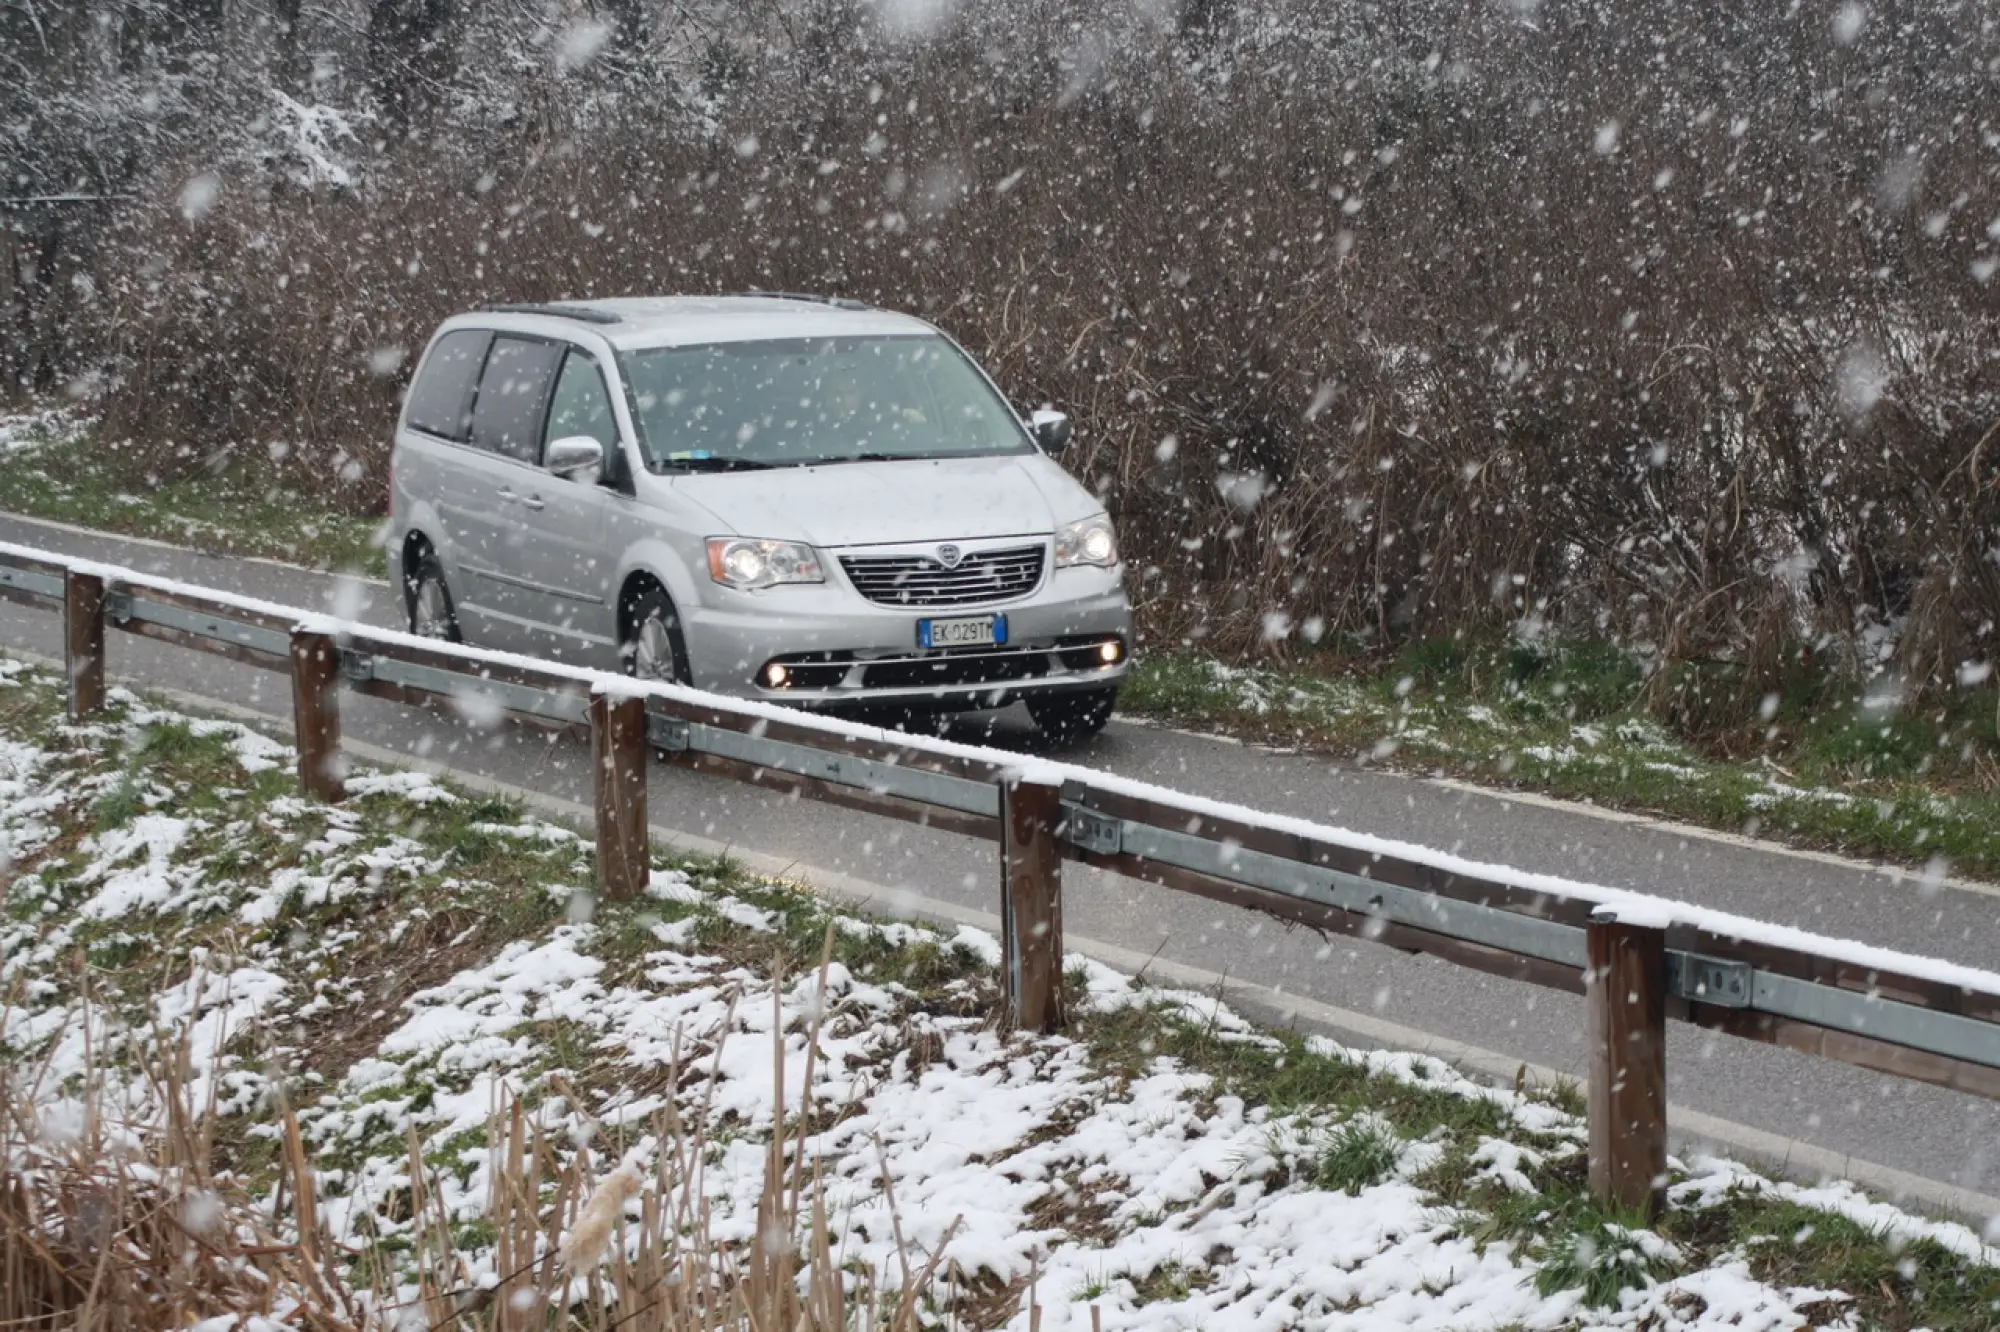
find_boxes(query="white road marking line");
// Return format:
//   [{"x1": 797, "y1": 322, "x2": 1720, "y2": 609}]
[{"x1": 7, "y1": 647, "x2": 1991, "y2": 1224}]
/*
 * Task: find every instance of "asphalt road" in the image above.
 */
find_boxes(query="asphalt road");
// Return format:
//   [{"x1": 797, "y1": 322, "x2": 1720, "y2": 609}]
[{"x1": 3, "y1": 512, "x2": 1997, "y2": 1209}]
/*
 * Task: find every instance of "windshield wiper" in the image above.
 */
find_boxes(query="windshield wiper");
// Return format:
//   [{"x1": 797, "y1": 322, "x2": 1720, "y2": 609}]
[
  {"x1": 797, "y1": 451, "x2": 930, "y2": 466},
  {"x1": 654, "y1": 453, "x2": 776, "y2": 472}
]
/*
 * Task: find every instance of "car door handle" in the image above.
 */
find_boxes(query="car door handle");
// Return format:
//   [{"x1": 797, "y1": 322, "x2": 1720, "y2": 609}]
[
  {"x1": 521, "y1": 494, "x2": 546, "y2": 511},
  {"x1": 497, "y1": 487, "x2": 519, "y2": 503}
]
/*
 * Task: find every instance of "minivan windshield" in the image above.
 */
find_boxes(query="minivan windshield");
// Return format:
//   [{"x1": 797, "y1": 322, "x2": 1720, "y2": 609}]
[{"x1": 619, "y1": 334, "x2": 1034, "y2": 471}]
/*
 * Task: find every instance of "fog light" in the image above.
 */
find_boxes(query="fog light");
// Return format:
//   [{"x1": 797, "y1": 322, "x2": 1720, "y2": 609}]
[
  {"x1": 764, "y1": 663, "x2": 790, "y2": 688},
  {"x1": 1098, "y1": 640, "x2": 1124, "y2": 665}
]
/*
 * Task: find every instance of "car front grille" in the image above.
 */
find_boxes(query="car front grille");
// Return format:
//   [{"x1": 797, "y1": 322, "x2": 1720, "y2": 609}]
[{"x1": 839, "y1": 543, "x2": 1046, "y2": 607}]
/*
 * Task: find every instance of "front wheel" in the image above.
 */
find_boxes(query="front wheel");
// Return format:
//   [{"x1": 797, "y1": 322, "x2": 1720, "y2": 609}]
[
  {"x1": 620, "y1": 583, "x2": 690, "y2": 685},
  {"x1": 405, "y1": 551, "x2": 462, "y2": 643},
  {"x1": 1027, "y1": 687, "x2": 1116, "y2": 745}
]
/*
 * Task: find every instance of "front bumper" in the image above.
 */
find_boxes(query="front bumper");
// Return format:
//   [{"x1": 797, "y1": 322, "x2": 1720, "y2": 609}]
[{"x1": 680, "y1": 561, "x2": 1133, "y2": 708}]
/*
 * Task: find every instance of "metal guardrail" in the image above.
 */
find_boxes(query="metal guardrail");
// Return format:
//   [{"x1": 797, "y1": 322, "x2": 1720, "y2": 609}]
[
  {"x1": 1056, "y1": 796, "x2": 2000, "y2": 1067},
  {"x1": 345, "y1": 648, "x2": 593, "y2": 726},
  {"x1": 649, "y1": 713, "x2": 1002, "y2": 819},
  {"x1": 4, "y1": 539, "x2": 1999, "y2": 1216},
  {"x1": 1074, "y1": 804, "x2": 1592, "y2": 968}
]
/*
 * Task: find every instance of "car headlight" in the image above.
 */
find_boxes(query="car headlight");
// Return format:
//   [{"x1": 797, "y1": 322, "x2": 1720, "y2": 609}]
[
  {"x1": 706, "y1": 537, "x2": 825, "y2": 590},
  {"x1": 1054, "y1": 515, "x2": 1119, "y2": 569}
]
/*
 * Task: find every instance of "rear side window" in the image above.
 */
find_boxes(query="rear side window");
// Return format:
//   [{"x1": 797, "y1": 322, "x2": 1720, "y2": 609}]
[
  {"x1": 404, "y1": 329, "x2": 491, "y2": 440},
  {"x1": 544, "y1": 351, "x2": 617, "y2": 452},
  {"x1": 470, "y1": 336, "x2": 563, "y2": 463}
]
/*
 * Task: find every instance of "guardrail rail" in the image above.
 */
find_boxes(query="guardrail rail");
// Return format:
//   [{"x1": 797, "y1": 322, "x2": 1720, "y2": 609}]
[{"x1": 4, "y1": 539, "x2": 1997, "y2": 1218}]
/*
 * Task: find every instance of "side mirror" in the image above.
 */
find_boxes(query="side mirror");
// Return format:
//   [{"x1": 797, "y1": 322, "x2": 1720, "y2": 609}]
[
  {"x1": 1030, "y1": 409, "x2": 1072, "y2": 456},
  {"x1": 546, "y1": 435, "x2": 604, "y2": 481}
]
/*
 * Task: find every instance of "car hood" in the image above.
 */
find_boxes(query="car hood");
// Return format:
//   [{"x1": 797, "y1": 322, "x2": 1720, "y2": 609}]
[{"x1": 665, "y1": 453, "x2": 1093, "y2": 547}]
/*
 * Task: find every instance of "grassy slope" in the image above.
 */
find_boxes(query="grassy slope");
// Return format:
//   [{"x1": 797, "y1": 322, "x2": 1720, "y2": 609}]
[
  {"x1": 0, "y1": 414, "x2": 381, "y2": 573},
  {"x1": 1, "y1": 663, "x2": 1996, "y2": 1327},
  {"x1": 4, "y1": 408, "x2": 1998, "y2": 879}
]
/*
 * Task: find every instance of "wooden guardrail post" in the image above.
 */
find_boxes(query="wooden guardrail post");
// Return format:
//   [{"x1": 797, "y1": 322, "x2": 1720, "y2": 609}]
[
  {"x1": 590, "y1": 690, "x2": 649, "y2": 903},
  {"x1": 289, "y1": 629, "x2": 345, "y2": 802},
  {"x1": 1586, "y1": 905, "x2": 1669, "y2": 1217},
  {"x1": 1000, "y1": 774, "x2": 1065, "y2": 1033},
  {"x1": 64, "y1": 570, "x2": 106, "y2": 721}
]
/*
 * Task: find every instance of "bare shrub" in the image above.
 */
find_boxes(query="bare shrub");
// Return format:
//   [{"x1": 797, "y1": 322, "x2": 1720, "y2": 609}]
[{"x1": 3, "y1": 948, "x2": 944, "y2": 1330}]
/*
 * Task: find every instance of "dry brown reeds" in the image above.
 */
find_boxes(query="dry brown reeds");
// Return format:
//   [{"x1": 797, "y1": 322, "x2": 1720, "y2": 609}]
[
  {"x1": 3, "y1": 935, "x2": 950, "y2": 1330},
  {"x1": 0, "y1": 1034, "x2": 362, "y2": 1331}
]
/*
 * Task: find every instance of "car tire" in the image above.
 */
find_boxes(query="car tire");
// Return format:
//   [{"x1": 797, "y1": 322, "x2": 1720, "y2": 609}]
[
  {"x1": 1027, "y1": 687, "x2": 1116, "y2": 745},
  {"x1": 620, "y1": 583, "x2": 691, "y2": 685},
  {"x1": 405, "y1": 550, "x2": 462, "y2": 643}
]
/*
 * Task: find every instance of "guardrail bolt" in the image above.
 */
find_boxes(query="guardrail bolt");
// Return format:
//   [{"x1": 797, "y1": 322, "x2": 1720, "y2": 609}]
[
  {"x1": 1586, "y1": 907, "x2": 1668, "y2": 1217},
  {"x1": 1000, "y1": 774, "x2": 1066, "y2": 1033},
  {"x1": 289, "y1": 629, "x2": 345, "y2": 803},
  {"x1": 64, "y1": 571, "x2": 107, "y2": 721},
  {"x1": 590, "y1": 691, "x2": 650, "y2": 903}
]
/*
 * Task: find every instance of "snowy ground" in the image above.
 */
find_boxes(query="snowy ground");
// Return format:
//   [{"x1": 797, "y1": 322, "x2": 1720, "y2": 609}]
[{"x1": 2, "y1": 659, "x2": 1996, "y2": 1329}]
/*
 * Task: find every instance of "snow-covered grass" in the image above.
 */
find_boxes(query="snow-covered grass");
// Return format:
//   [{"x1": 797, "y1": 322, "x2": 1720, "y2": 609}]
[
  {"x1": 0, "y1": 408, "x2": 381, "y2": 573},
  {"x1": 2, "y1": 662, "x2": 1998, "y2": 1328},
  {"x1": 1125, "y1": 648, "x2": 2000, "y2": 880},
  {"x1": 0, "y1": 404, "x2": 84, "y2": 457}
]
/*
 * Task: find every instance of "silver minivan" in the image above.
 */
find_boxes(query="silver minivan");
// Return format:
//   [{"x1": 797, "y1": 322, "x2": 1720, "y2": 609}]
[{"x1": 387, "y1": 294, "x2": 1132, "y2": 741}]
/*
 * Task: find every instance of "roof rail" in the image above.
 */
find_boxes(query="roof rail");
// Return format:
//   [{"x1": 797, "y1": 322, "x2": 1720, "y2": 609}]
[
  {"x1": 729, "y1": 290, "x2": 872, "y2": 312},
  {"x1": 481, "y1": 302, "x2": 624, "y2": 325}
]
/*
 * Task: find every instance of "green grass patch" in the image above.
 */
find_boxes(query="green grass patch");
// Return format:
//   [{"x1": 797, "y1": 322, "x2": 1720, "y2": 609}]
[
  {"x1": 91, "y1": 764, "x2": 146, "y2": 830},
  {"x1": 1075, "y1": 1000, "x2": 1518, "y2": 1142},
  {"x1": 1661, "y1": 1192, "x2": 2000, "y2": 1329},
  {"x1": 0, "y1": 420, "x2": 381, "y2": 574},
  {"x1": 1312, "y1": 1119, "x2": 1403, "y2": 1194},
  {"x1": 1533, "y1": 1206, "x2": 1679, "y2": 1307},
  {"x1": 1127, "y1": 1260, "x2": 1209, "y2": 1305}
]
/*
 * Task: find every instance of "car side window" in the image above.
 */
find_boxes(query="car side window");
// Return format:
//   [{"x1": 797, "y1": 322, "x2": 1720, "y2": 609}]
[
  {"x1": 543, "y1": 350, "x2": 618, "y2": 454},
  {"x1": 469, "y1": 336, "x2": 563, "y2": 463},
  {"x1": 404, "y1": 329, "x2": 491, "y2": 441}
]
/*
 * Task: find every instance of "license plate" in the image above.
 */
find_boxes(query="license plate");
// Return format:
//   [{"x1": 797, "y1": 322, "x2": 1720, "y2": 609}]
[{"x1": 919, "y1": 614, "x2": 1006, "y2": 649}]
